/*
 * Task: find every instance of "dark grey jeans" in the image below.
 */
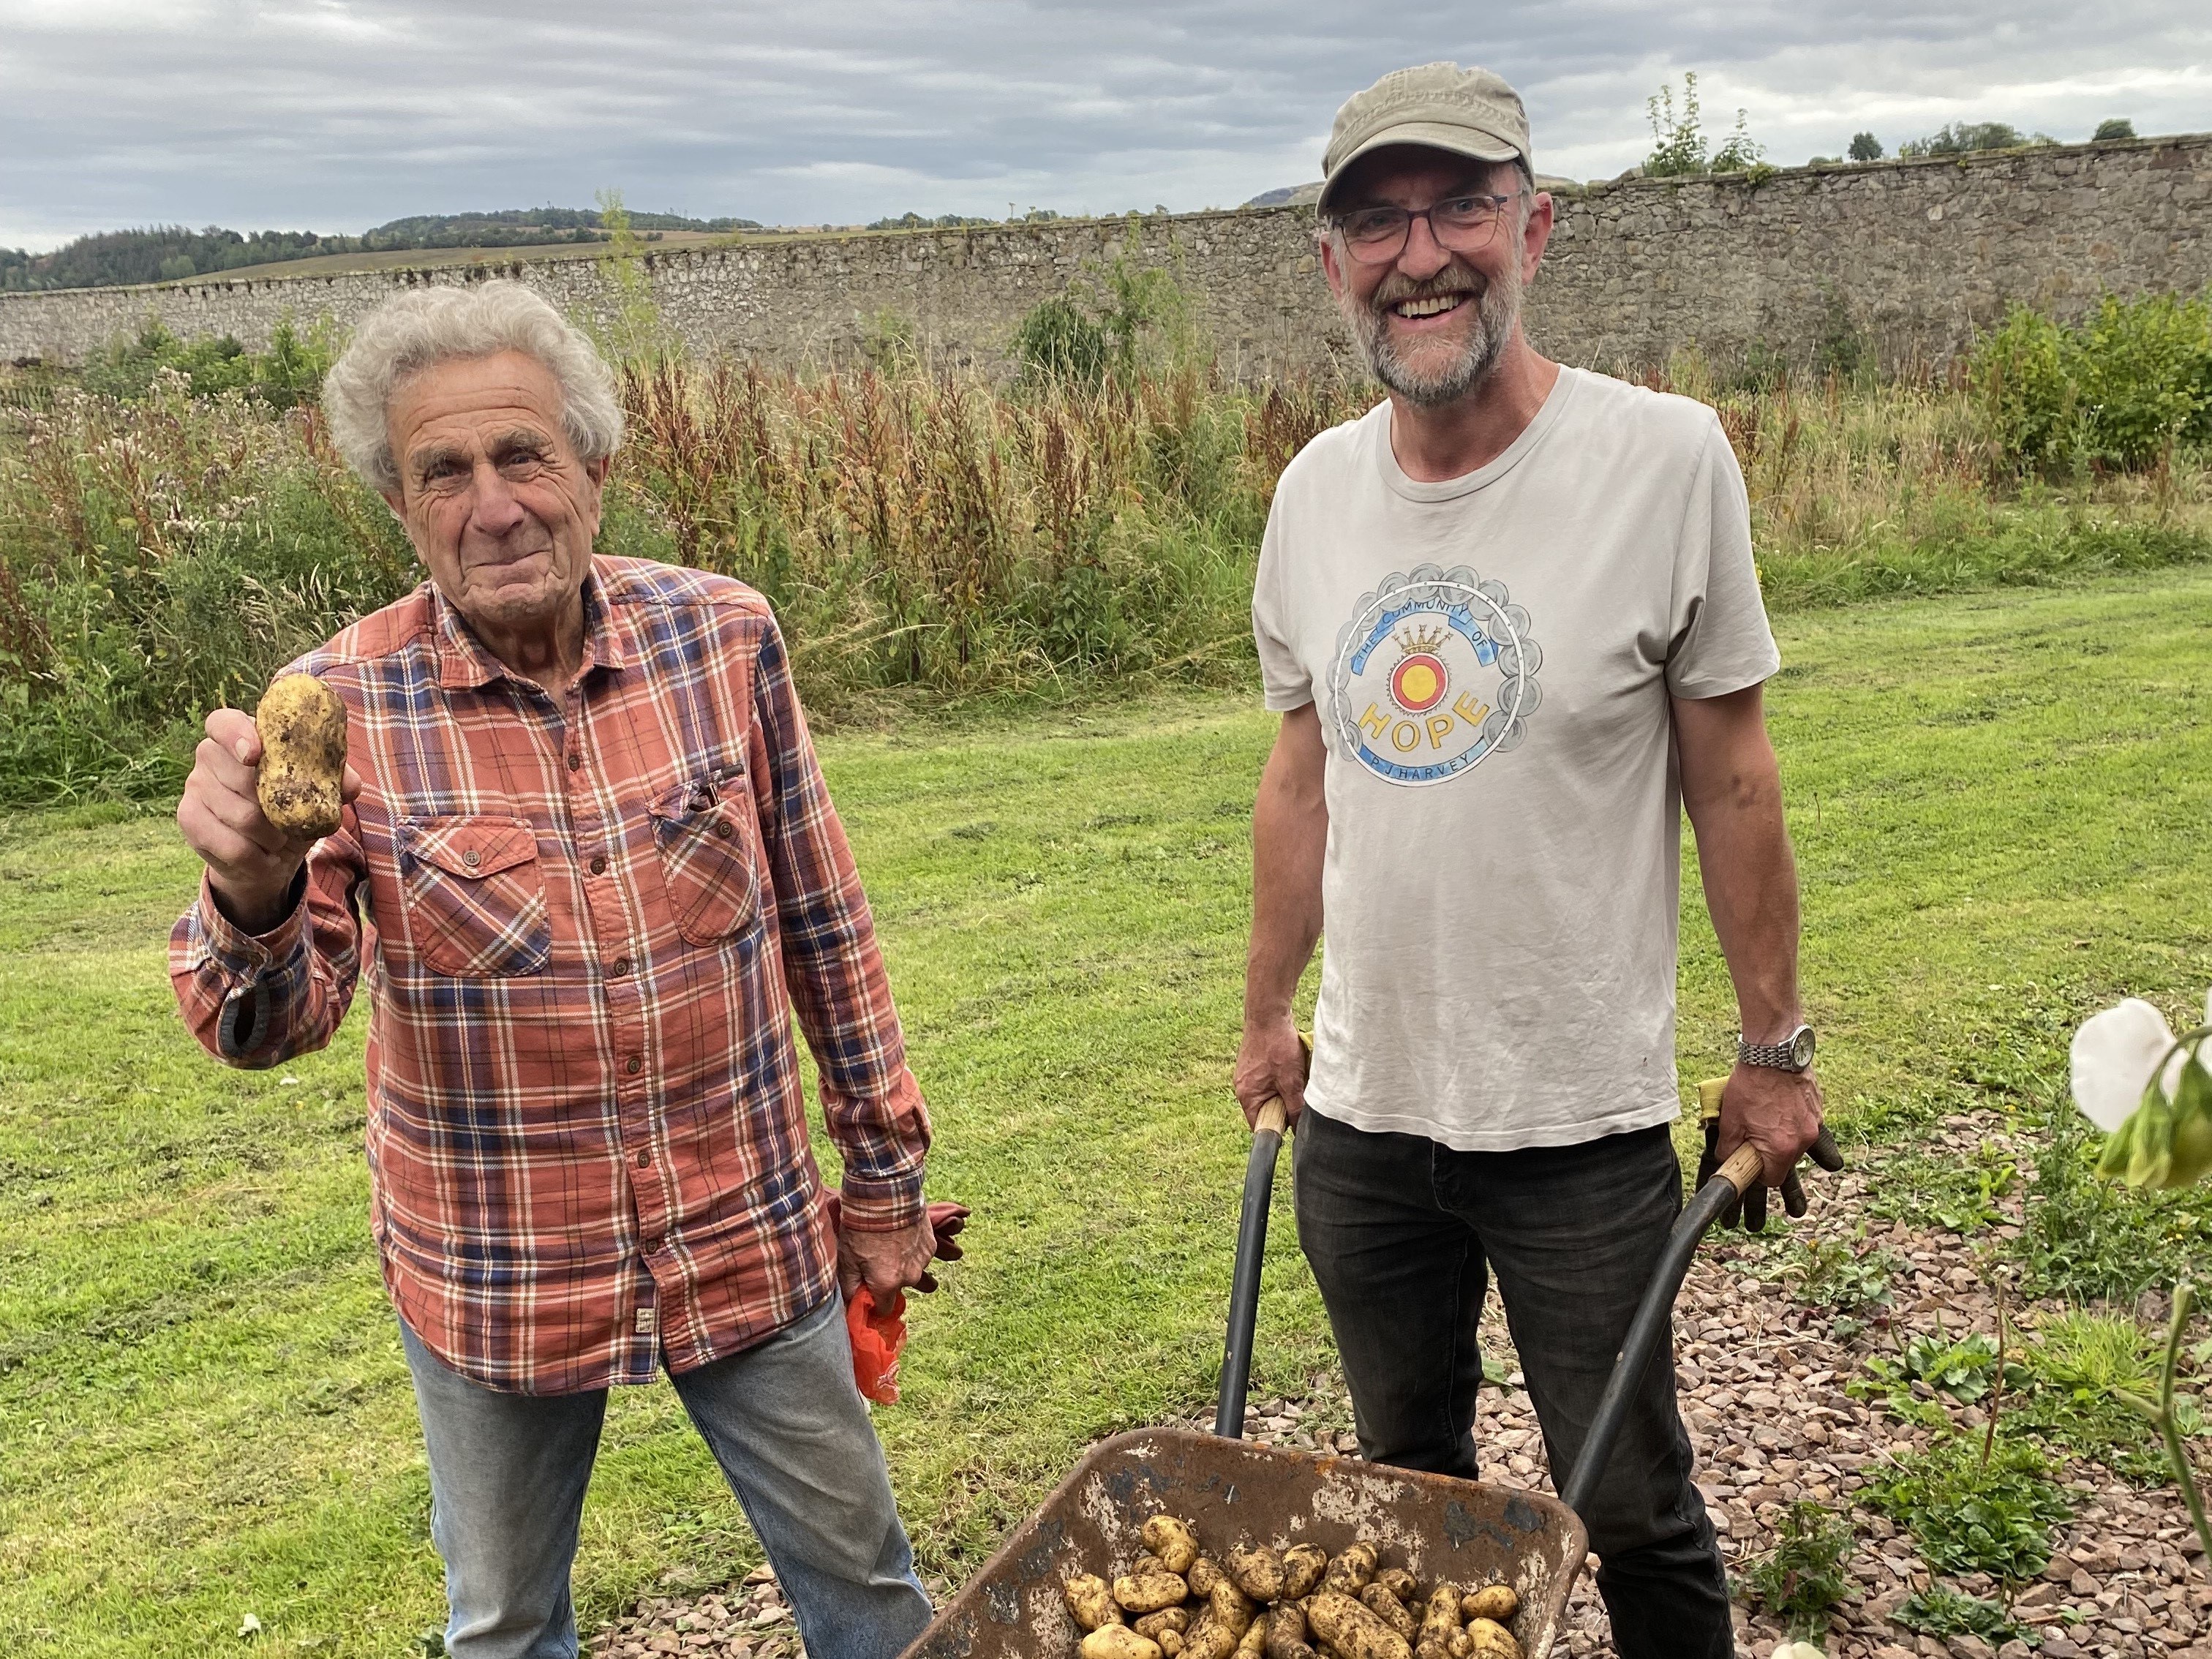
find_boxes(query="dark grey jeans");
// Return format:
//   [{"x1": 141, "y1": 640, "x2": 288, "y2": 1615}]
[{"x1": 1293, "y1": 1109, "x2": 1732, "y2": 1659}]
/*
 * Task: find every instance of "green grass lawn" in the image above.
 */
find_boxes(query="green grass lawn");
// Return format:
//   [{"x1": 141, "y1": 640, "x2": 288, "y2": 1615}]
[{"x1": 4, "y1": 569, "x2": 2211, "y2": 1656}]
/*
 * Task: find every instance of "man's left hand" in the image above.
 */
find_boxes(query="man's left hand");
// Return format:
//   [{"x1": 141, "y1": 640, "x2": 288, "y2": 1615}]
[
  {"x1": 838, "y1": 1214, "x2": 938, "y2": 1303},
  {"x1": 1711, "y1": 1062, "x2": 1828, "y2": 1230},
  {"x1": 830, "y1": 1199, "x2": 970, "y2": 1301}
]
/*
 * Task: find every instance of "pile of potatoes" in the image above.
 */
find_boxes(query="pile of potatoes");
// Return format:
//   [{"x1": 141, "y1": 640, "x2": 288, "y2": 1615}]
[{"x1": 1063, "y1": 1517, "x2": 1521, "y2": 1659}]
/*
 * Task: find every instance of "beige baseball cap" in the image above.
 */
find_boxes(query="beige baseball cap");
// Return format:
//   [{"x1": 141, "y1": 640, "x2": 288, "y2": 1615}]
[{"x1": 1319, "y1": 62, "x2": 1532, "y2": 215}]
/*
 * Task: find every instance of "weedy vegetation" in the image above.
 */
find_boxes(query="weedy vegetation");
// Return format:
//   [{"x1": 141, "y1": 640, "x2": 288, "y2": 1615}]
[
  {"x1": 1866, "y1": 1434, "x2": 2074, "y2": 1581},
  {"x1": 1741, "y1": 1501, "x2": 1856, "y2": 1636}
]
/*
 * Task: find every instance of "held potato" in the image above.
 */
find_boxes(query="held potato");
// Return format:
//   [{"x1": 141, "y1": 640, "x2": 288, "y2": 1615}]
[
  {"x1": 1463, "y1": 1620, "x2": 1519, "y2": 1659},
  {"x1": 255, "y1": 674, "x2": 348, "y2": 839},
  {"x1": 1144, "y1": 1516, "x2": 1202, "y2": 1576},
  {"x1": 1305, "y1": 1590, "x2": 1411, "y2": 1659},
  {"x1": 1115, "y1": 1568, "x2": 1191, "y2": 1614},
  {"x1": 1226, "y1": 1545, "x2": 1287, "y2": 1603},
  {"x1": 1083, "y1": 1628, "x2": 1165, "y2": 1659},
  {"x1": 1373, "y1": 1570, "x2": 1418, "y2": 1606},
  {"x1": 1458, "y1": 1589, "x2": 1516, "y2": 1625},
  {"x1": 1319, "y1": 1543, "x2": 1377, "y2": 1596},
  {"x1": 1279, "y1": 1544, "x2": 1328, "y2": 1600},
  {"x1": 1358, "y1": 1585, "x2": 1416, "y2": 1641},
  {"x1": 1067, "y1": 1575, "x2": 1124, "y2": 1631}
]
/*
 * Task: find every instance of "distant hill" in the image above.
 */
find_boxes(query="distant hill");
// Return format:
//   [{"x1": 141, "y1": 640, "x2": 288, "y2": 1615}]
[
  {"x1": 0, "y1": 207, "x2": 764, "y2": 291},
  {"x1": 1243, "y1": 183, "x2": 1325, "y2": 208}
]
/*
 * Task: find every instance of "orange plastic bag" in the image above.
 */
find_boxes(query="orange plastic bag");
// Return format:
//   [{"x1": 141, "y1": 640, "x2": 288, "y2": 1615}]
[{"x1": 846, "y1": 1284, "x2": 908, "y2": 1404}]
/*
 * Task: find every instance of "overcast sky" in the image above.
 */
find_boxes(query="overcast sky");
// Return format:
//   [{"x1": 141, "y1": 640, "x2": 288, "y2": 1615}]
[{"x1": 4, "y1": 0, "x2": 2208, "y2": 251}]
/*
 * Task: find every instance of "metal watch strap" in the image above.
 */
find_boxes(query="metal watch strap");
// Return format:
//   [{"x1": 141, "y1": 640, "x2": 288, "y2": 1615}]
[
  {"x1": 1739, "y1": 1025, "x2": 1813, "y2": 1071},
  {"x1": 1739, "y1": 1037, "x2": 1796, "y2": 1069}
]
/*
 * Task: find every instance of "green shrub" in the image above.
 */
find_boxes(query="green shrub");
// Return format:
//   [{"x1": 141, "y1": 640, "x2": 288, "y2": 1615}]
[
  {"x1": 2074, "y1": 292, "x2": 2212, "y2": 466},
  {"x1": 1741, "y1": 1502, "x2": 1855, "y2": 1635},
  {"x1": 1971, "y1": 304, "x2": 2080, "y2": 472},
  {"x1": 1014, "y1": 296, "x2": 1110, "y2": 388},
  {"x1": 78, "y1": 316, "x2": 331, "y2": 407},
  {"x1": 1866, "y1": 1434, "x2": 2072, "y2": 1581},
  {"x1": 1974, "y1": 293, "x2": 2212, "y2": 473}
]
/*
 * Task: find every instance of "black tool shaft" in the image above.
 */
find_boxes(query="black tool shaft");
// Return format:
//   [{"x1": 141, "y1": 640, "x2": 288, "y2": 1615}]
[
  {"x1": 1214, "y1": 1121, "x2": 1285, "y2": 1439},
  {"x1": 1560, "y1": 1169, "x2": 1742, "y2": 1514}
]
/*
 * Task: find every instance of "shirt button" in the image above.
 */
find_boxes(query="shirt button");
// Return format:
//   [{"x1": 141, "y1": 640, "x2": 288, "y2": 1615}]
[
  {"x1": 589, "y1": 854, "x2": 607, "y2": 875},
  {"x1": 625, "y1": 1054, "x2": 643, "y2": 1075},
  {"x1": 567, "y1": 751, "x2": 582, "y2": 771},
  {"x1": 713, "y1": 821, "x2": 734, "y2": 840},
  {"x1": 611, "y1": 956, "x2": 632, "y2": 977},
  {"x1": 634, "y1": 1148, "x2": 650, "y2": 1167},
  {"x1": 462, "y1": 849, "x2": 480, "y2": 868}
]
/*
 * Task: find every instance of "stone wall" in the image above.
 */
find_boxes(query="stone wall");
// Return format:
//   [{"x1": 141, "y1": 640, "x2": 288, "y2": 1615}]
[{"x1": 4, "y1": 135, "x2": 2206, "y2": 378}]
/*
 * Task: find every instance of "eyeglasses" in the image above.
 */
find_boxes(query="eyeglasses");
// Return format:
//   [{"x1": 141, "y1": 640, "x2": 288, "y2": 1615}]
[{"x1": 1331, "y1": 192, "x2": 1524, "y2": 266}]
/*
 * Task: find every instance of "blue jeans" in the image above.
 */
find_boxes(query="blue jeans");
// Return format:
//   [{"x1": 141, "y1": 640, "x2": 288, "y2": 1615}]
[
  {"x1": 1293, "y1": 1111, "x2": 1732, "y2": 1659},
  {"x1": 400, "y1": 1293, "x2": 933, "y2": 1659}
]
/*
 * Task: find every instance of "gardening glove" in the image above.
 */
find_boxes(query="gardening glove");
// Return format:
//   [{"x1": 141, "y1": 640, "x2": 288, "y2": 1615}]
[
  {"x1": 824, "y1": 1194, "x2": 971, "y2": 1293},
  {"x1": 1696, "y1": 1077, "x2": 1846, "y2": 1233}
]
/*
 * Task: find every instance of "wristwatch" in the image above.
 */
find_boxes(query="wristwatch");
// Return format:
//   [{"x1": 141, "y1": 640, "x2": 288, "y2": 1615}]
[{"x1": 1739, "y1": 1023, "x2": 1817, "y2": 1072}]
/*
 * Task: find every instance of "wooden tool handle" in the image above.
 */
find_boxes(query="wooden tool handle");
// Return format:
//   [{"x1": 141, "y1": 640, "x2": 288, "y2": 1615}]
[
  {"x1": 1252, "y1": 1096, "x2": 1287, "y2": 1137},
  {"x1": 1715, "y1": 1142, "x2": 1765, "y2": 1195}
]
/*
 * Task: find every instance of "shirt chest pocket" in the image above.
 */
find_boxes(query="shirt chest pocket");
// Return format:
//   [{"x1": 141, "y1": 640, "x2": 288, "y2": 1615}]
[
  {"x1": 650, "y1": 768, "x2": 762, "y2": 947},
  {"x1": 397, "y1": 816, "x2": 552, "y2": 977}
]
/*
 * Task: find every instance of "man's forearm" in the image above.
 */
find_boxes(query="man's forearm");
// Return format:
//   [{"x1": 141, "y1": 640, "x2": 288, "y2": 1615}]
[
  {"x1": 1696, "y1": 804, "x2": 1802, "y2": 1039},
  {"x1": 1245, "y1": 749, "x2": 1325, "y2": 1024},
  {"x1": 1676, "y1": 688, "x2": 1802, "y2": 1041}
]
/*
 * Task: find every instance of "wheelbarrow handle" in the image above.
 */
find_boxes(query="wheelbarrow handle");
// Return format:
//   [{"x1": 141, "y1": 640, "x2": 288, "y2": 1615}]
[
  {"x1": 1557, "y1": 1140, "x2": 1769, "y2": 1515},
  {"x1": 1214, "y1": 1095, "x2": 1289, "y2": 1438}
]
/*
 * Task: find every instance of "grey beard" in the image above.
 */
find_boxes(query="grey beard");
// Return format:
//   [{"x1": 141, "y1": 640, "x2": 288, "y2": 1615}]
[{"x1": 1342, "y1": 265, "x2": 1521, "y2": 406}]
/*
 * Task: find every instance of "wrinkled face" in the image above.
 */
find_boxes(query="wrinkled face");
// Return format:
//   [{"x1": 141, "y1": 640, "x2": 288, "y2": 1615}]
[
  {"x1": 1322, "y1": 149, "x2": 1545, "y2": 407},
  {"x1": 383, "y1": 350, "x2": 606, "y2": 641}
]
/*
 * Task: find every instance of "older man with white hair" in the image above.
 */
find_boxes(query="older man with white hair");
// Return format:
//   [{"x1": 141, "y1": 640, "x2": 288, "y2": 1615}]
[{"x1": 170, "y1": 281, "x2": 944, "y2": 1659}]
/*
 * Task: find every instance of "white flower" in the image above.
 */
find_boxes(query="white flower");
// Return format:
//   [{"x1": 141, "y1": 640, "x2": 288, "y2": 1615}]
[{"x1": 2072, "y1": 993, "x2": 2207, "y2": 1131}]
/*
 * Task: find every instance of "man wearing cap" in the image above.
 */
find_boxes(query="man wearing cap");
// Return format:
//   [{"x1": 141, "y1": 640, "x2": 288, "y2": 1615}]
[{"x1": 1233, "y1": 64, "x2": 1829, "y2": 1658}]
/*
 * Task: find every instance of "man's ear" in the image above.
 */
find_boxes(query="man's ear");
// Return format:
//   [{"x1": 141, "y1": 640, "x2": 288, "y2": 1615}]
[
  {"x1": 1519, "y1": 191, "x2": 1555, "y2": 284},
  {"x1": 585, "y1": 455, "x2": 610, "y2": 488},
  {"x1": 379, "y1": 487, "x2": 406, "y2": 521}
]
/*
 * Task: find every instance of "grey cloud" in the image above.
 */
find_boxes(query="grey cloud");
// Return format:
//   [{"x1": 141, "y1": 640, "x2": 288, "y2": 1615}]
[{"x1": 1, "y1": 0, "x2": 2205, "y2": 247}]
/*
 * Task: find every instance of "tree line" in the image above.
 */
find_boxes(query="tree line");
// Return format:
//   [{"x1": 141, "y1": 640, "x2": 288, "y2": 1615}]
[{"x1": 0, "y1": 206, "x2": 764, "y2": 292}]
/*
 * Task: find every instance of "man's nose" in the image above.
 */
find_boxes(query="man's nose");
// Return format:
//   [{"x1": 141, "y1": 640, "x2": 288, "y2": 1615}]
[
  {"x1": 467, "y1": 460, "x2": 529, "y2": 534},
  {"x1": 1396, "y1": 211, "x2": 1453, "y2": 281}
]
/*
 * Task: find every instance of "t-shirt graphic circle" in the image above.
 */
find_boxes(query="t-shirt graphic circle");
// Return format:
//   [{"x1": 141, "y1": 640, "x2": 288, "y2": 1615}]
[{"x1": 1327, "y1": 563, "x2": 1543, "y2": 786}]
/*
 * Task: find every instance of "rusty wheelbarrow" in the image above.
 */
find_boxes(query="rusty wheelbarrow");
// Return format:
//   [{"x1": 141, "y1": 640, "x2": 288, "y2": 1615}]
[{"x1": 903, "y1": 1096, "x2": 1816, "y2": 1659}]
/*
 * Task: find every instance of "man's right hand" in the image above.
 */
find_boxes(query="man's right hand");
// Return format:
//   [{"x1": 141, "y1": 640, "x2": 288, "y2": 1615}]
[
  {"x1": 1233, "y1": 1015, "x2": 1309, "y2": 1129},
  {"x1": 176, "y1": 707, "x2": 361, "y2": 934}
]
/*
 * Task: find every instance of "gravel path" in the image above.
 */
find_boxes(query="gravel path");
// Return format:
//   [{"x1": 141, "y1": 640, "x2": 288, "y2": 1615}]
[{"x1": 589, "y1": 1109, "x2": 2205, "y2": 1659}]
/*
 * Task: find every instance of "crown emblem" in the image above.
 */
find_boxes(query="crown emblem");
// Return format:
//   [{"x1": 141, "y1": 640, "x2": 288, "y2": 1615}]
[{"x1": 1396, "y1": 622, "x2": 1447, "y2": 656}]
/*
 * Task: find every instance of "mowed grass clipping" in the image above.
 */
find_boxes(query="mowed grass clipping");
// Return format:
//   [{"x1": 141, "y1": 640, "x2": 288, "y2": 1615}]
[{"x1": 4, "y1": 569, "x2": 2212, "y2": 1656}]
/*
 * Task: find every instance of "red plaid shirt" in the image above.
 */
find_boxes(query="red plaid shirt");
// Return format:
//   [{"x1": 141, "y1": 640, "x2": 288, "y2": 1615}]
[{"x1": 170, "y1": 556, "x2": 931, "y2": 1394}]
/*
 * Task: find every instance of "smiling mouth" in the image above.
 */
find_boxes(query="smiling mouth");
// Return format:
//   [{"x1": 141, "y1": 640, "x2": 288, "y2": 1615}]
[{"x1": 1387, "y1": 291, "x2": 1472, "y2": 321}]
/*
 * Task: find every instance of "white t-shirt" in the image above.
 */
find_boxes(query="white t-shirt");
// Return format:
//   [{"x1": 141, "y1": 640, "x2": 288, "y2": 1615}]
[{"x1": 1253, "y1": 366, "x2": 1780, "y2": 1151}]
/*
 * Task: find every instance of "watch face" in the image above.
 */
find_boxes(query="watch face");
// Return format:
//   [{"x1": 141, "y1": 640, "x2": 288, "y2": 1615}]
[{"x1": 1790, "y1": 1026, "x2": 1817, "y2": 1069}]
